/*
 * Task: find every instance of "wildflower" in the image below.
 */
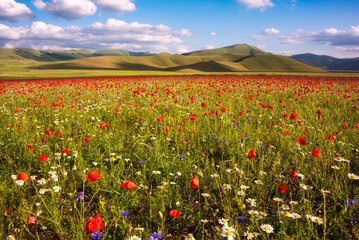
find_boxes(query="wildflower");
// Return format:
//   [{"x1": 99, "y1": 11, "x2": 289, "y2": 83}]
[
  {"x1": 277, "y1": 183, "x2": 288, "y2": 193},
  {"x1": 39, "y1": 155, "x2": 48, "y2": 161},
  {"x1": 312, "y1": 217, "x2": 323, "y2": 224},
  {"x1": 281, "y1": 204, "x2": 290, "y2": 210},
  {"x1": 91, "y1": 231, "x2": 103, "y2": 240},
  {"x1": 87, "y1": 171, "x2": 102, "y2": 182},
  {"x1": 348, "y1": 173, "x2": 359, "y2": 180},
  {"x1": 86, "y1": 214, "x2": 104, "y2": 233},
  {"x1": 128, "y1": 236, "x2": 141, "y2": 240},
  {"x1": 121, "y1": 211, "x2": 129, "y2": 217},
  {"x1": 27, "y1": 216, "x2": 37, "y2": 224},
  {"x1": 260, "y1": 224, "x2": 274, "y2": 233},
  {"x1": 190, "y1": 176, "x2": 199, "y2": 189},
  {"x1": 291, "y1": 213, "x2": 302, "y2": 219},
  {"x1": 331, "y1": 166, "x2": 340, "y2": 170},
  {"x1": 254, "y1": 180, "x2": 263, "y2": 185},
  {"x1": 75, "y1": 192, "x2": 84, "y2": 201},
  {"x1": 236, "y1": 217, "x2": 245, "y2": 223},
  {"x1": 244, "y1": 232, "x2": 260, "y2": 239},
  {"x1": 15, "y1": 180, "x2": 24, "y2": 185},
  {"x1": 211, "y1": 174, "x2": 219, "y2": 178},
  {"x1": 37, "y1": 178, "x2": 47, "y2": 185},
  {"x1": 39, "y1": 188, "x2": 46, "y2": 194},
  {"x1": 169, "y1": 210, "x2": 180, "y2": 217},
  {"x1": 289, "y1": 201, "x2": 298, "y2": 205},
  {"x1": 222, "y1": 183, "x2": 232, "y2": 190},
  {"x1": 53, "y1": 186, "x2": 61, "y2": 192},
  {"x1": 221, "y1": 226, "x2": 235, "y2": 238},
  {"x1": 152, "y1": 170, "x2": 161, "y2": 175},
  {"x1": 248, "y1": 150, "x2": 256, "y2": 159},
  {"x1": 201, "y1": 193, "x2": 210, "y2": 197},
  {"x1": 17, "y1": 172, "x2": 29, "y2": 182},
  {"x1": 237, "y1": 191, "x2": 245, "y2": 196},
  {"x1": 246, "y1": 198, "x2": 257, "y2": 207},
  {"x1": 240, "y1": 185, "x2": 250, "y2": 190},
  {"x1": 120, "y1": 180, "x2": 137, "y2": 189},
  {"x1": 149, "y1": 232, "x2": 162, "y2": 240},
  {"x1": 218, "y1": 218, "x2": 229, "y2": 226},
  {"x1": 273, "y1": 198, "x2": 283, "y2": 202},
  {"x1": 299, "y1": 183, "x2": 313, "y2": 190},
  {"x1": 184, "y1": 234, "x2": 195, "y2": 240},
  {"x1": 312, "y1": 148, "x2": 320, "y2": 158}
]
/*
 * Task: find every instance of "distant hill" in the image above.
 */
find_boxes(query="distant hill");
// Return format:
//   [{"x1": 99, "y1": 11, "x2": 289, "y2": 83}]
[
  {"x1": 33, "y1": 52, "x2": 323, "y2": 72},
  {"x1": 290, "y1": 53, "x2": 359, "y2": 70},
  {"x1": 182, "y1": 44, "x2": 267, "y2": 56},
  {"x1": 0, "y1": 48, "x2": 154, "y2": 62}
]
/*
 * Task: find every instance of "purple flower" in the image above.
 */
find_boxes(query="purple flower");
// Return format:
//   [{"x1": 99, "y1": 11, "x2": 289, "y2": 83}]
[
  {"x1": 292, "y1": 161, "x2": 298, "y2": 166},
  {"x1": 180, "y1": 155, "x2": 187, "y2": 159},
  {"x1": 91, "y1": 231, "x2": 103, "y2": 240},
  {"x1": 260, "y1": 145, "x2": 265, "y2": 149},
  {"x1": 149, "y1": 232, "x2": 162, "y2": 240},
  {"x1": 121, "y1": 211, "x2": 129, "y2": 217},
  {"x1": 74, "y1": 192, "x2": 84, "y2": 201},
  {"x1": 139, "y1": 160, "x2": 144, "y2": 165},
  {"x1": 236, "y1": 217, "x2": 245, "y2": 223}
]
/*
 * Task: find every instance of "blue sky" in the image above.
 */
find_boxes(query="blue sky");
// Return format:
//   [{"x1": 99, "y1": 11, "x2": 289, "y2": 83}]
[{"x1": 0, "y1": 0, "x2": 358, "y2": 57}]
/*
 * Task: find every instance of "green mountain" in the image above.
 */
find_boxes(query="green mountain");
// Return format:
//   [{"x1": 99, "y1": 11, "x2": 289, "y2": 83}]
[
  {"x1": 33, "y1": 52, "x2": 323, "y2": 72},
  {"x1": 182, "y1": 44, "x2": 267, "y2": 56},
  {"x1": 290, "y1": 53, "x2": 359, "y2": 70},
  {"x1": 0, "y1": 48, "x2": 154, "y2": 62}
]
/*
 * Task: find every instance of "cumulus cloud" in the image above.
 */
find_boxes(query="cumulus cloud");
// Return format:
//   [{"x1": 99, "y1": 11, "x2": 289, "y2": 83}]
[
  {"x1": 33, "y1": 0, "x2": 97, "y2": 20},
  {"x1": 0, "y1": 0, "x2": 34, "y2": 22},
  {"x1": 280, "y1": 26, "x2": 359, "y2": 47},
  {"x1": 174, "y1": 29, "x2": 193, "y2": 37},
  {"x1": 263, "y1": 28, "x2": 280, "y2": 35},
  {"x1": 92, "y1": 0, "x2": 135, "y2": 14},
  {"x1": 203, "y1": 45, "x2": 215, "y2": 50},
  {"x1": 236, "y1": 0, "x2": 274, "y2": 11},
  {"x1": 210, "y1": 32, "x2": 216, "y2": 36},
  {"x1": 0, "y1": 19, "x2": 191, "y2": 53}
]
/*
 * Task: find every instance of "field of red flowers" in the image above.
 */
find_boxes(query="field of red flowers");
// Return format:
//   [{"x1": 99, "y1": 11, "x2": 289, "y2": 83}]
[{"x1": 0, "y1": 75, "x2": 358, "y2": 240}]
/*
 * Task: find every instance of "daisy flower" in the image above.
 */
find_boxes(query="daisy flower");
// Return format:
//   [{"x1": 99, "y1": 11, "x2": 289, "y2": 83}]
[
  {"x1": 211, "y1": 174, "x2": 219, "y2": 178},
  {"x1": 348, "y1": 173, "x2": 359, "y2": 180},
  {"x1": 201, "y1": 193, "x2": 210, "y2": 197},
  {"x1": 240, "y1": 185, "x2": 250, "y2": 190},
  {"x1": 152, "y1": 170, "x2": 161, "y2": 175},
  {"x1": 128, "y1": 236, "x2": 141, "y2": 240},
  {"x1": 291, "y1": 213, "x2": 302, "y2": 219},
  {"x1": 289, "y1": 201, "x2": 298, "y2": 205},
  {"x1": 246, "y1": 198, "x2": 257, "y2": 207},
  {"x1": 221, "y1": 226, "x2": 236, "y2": 238},
  {"x1": 273, "y1": 198, "x2": 283, "y2": 202},
  {"x1": 237, "y1": 191, "x2": 245, "y2": 196},
  {"x1": 312, "y1": 217, "x2": 323, "y2": 224},
  {"x1": 15, "y1": 180, "x2": 24, "y2": 185},
  {"x1": 53, "y1": 186, "x2": 61, "y2": 192},
  {"x1": 281, "y1": 204, "x2": 290, "y2": 210},
  {"x1": 218, "y1": 218, "x2": 229, "y2": 226},
  {"x1": 184, "y1": 234, "x2": 195, "y2": 240},
  {"x1": 222, "y1": 183, "x2": 232, "y2": 190},
  {"x1": 254, "y1": 180, "x2": 263, "y2": 185},
  {"x1": 331, "y1": 166, "x2": 340, "y2": 170},
  {"x1": 260, "y1": 224, "x2": 274, "y2": 233},
  {"x1": 39, "y1": 189, "x2": 46, "y2": 194}
]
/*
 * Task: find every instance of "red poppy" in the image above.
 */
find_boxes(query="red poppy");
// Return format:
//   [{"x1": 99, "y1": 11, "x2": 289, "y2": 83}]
[
  {"x1": 342, "y1": 125, "x2": 346, "y2": 129},
  {"x1": 356, "y1": 125, "x2": 359, "y2": 128},
  {"x1": 39, "y1": 155, "x2": 48, "y2": 161},
  {"x1": 84, "y1": 137, "x2": 90, "y2": 142},
  {"x1": 100, "y1": 122, "x2": 108, "y2": 129},
  {"x1": 316, "y1": 109, "x2": 322, "y2": 119},
  {"x1": 17, "y1": 172, "x2": 29, "y2": 182},
  {"x1": 28, "y1": 145, "x2": 34, "y2": 151},
  {"x1": 290, "y1": 112, "x2": 298, "y2": 120},
  {"x1": 169, "y1": 210, "x2": 180, "y2": 217},
  {"x1": 283, "y1": 131, "x2": 289, "y2": 136},
  {"x1": 120, "y1": 180, "x2": 137, "y2": 189},
  {"x1": 41, "y1": 138, "x2": 48, "y2": 143},
  {"x1": 178, "y1": 127, "x2": 183, "y2": 132},
  {"x1": 165, "y1": 126, "x2": 171, "y2": 132},
  {"x1": 190, "y1": 176, "x2": 199, "y2": 189},
  {"x1": 193, "y1": 130, "x2": 197, "y2": 134},
  {"x1": 45, "y1": 129, "x2": 52, "y2": 135},
  {"x1": 157, "y1": 116, "x2": 164, "y2": 122},
  {"x1": 312, "y1": 148, "x2": 320, "y2": 158},
  {"x1": 283, "y1": 113, "x2": 288, "y2": 118},
  {"x1": 86, "y1": 213, "x2": 104, "y2": 233},
  {"x1": 221, "y1": 108, "x2": 226, "y2": 112},
  {"x1": 303, "y1": 131, "x2": 308, "y2": 135},
  {"x1": 27, "y1": 216, "x2": 37, "y2": 224},
  {"x1": 54, "y1": 131, "x2": 60, "y2": 137},
  {"x1": 326, "y1": 135, "x2": 335, "y2": 140},
  {"x1": 87, "y1": 171, "x2": 102, "y2": 182},
  {"x1": 278, "y1": 183, "x2": 288, "y2": 193},
  {"x1": 62, "y1": 148, "x2": 69, "y2": 154},
  {"x1": 247, "y1": 150, "x2": 256, "y2": 159},
  {"x1": 290, "y1": 170, "x2": 298, "y2": 178},
  {"x1": 201, "y1": 102, "x2": 206, "y2": 107},
  {"x1": 296, "y1": 137, "x2": 306, "y2": 146}
]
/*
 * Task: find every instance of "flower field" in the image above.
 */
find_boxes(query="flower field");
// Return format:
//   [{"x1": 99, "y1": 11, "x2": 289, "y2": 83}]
[{"x1": 0, "y1": 75, "x2": 358, "y2": 239}]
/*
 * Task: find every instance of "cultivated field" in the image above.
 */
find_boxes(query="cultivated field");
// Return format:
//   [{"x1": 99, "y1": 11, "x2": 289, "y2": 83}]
[{"x1": 0, "y1": 75, "x2": 358, "y2": 239}]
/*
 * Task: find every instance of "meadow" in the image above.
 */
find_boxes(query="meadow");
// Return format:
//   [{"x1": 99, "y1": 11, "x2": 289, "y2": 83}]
[{"x1": 0, "y1": 75, "x2": 358, "y2": 240}]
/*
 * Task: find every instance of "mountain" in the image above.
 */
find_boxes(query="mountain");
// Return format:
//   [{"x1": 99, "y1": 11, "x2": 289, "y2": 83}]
[
  {"x1": 0, "y1": 48, "x2": 154, "y2": 62},
  {"x1": 33, "y1": 52, "x2": 323, "y2": 72},
  {"x1": 182, "y1": 44, "x2": 267, "y2": 56},
  {"x1": 290, "y1": 53, "x2": 359, "y2": 70}
]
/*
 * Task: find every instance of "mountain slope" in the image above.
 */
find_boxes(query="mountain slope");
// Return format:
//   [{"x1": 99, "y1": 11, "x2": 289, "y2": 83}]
[
  {"x1": 33, "y1": 53, "x2": 324, "y2": 72},
  {"x1": 182, "y1": 44, "x2": 266, "y2": 56},
  {"x1": 291, "y1": 53, "x2": 359, "y2": 70}
]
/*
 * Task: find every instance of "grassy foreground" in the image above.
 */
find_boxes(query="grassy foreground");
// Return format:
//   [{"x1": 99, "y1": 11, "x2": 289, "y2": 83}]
[{"x1": 0, "y1": 75, "x2": 358, "y2": 240}]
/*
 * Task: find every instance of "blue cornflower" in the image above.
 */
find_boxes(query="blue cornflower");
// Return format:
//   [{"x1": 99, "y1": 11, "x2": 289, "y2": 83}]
[
  {"x1": 245, "y1": 135, "x2": 249, "y2": 137},
  {"x1": 293, "y1": 148, "x2": 298, "y2": 151},
  {"x1": 158, "y1": 126, "x2": 162, "y2": 128},
  {"x1": 91, "y1": 232, "x2": 103, "y2": 240},
  {"x1": 233, "y1": 125, "x2": 237, "y2": 128},
  {"x1": 219, "y1": 140, "x2": 224, "y2": 143},
  {"x1": 292, "y1": 161, "x2": 298, "y2": 166},
  {"x1": 149, "y1": 232, "x2": 163, "y2": 240},
  {"x1": 139, "y1": 160, "x2": 144, "y2": 165},
  {"x1": 236, "y1": 217, "x2": 245, "y2": 223},
  {"x1": 350, "y1": 218, "x2": 359, "y2": 222},
  {"x1": 121, "y1": 211, "x2": 129, "y2": 217},
  {"x1": 180, "y1": 155, "x2": 187, "y2": 159},
  {"x1": 260, "y1": 145, "x2": 265, "y2": 149},
  {"x1": 74, "y1": 192, "x2": 84, "y2": 201},
  {"x1": 213, "y1": 135, "x2": 217, "y2": 138}
]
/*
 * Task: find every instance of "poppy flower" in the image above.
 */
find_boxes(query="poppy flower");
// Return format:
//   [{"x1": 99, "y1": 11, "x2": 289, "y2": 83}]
[
  {"x1": 27, "y1": 216, "x2": 37, "y2": 224},
  {"x1": 278, "y1": 183, "x2": 288, "y2": 193},
  {"x1": 84, "y1": 137, "x2": 90, "y2": 142},
  {"x1": 54, "y1": 131, "x2": 60, "y2": 137},
  {"x1": 28, "y1": 145, "x2": 34, "y2": 151},
  {"x1": 296, "y1": 137, "x2": 306, "y2": 146},
  {"x1": 356, "y1": 125, "x2": 359, "y2": 128},
  {"x1": 165, "y1": 126, "x2": 171, "y2": 132},
  {"x1": 17, "y1": 172, "x2": 29, "y2": 182},
  {"x1": 247, "y1": 150, "x2": 256, "y2": 159},
  {"x1": 100, "y1": 122, "x2": 108, "y2": 129},
  {"x1": 283, "y1": 113, "x2": 288, "y2": 118},
  {"x1": 45, "y1": 129, "x2": 52, "y2": 135},
  {"x1": 283, "y1": 131, "x2": 289, "y2": 136},
  {"x1": 312, "y1": 148, "x2": 320, "y2": 158},
  {"x1": 169, "y1": 210, "x2": 180, "y2": 217},
  {"x1": 39, "y1": 155, "x2": 48, "y2": 161},
  {"x1": 120, "y1": 180, "x2": 137, "y2": 189},
  {"x1": 326, "y1": 135, "x2": 335, "y2": 140},
  {"x1": 190, "y1": 176, "x2": 199, "y2": 189},
  {"x1": 41, "y1": 138, "x2": 48, "y2": 143},
  {"x1": 303, "y1": 131, "x2": 308, "y2": 135},
  {"x1": 221, "y1": 108, "x2": 226, "y2": 112},
  {"x1": 290, "y1": 112, "x2": 298, "y2": 120},
  {"x1": 62, "y1": 148, "x2": 69, "y2": 154},
  {"x1": 317, "y1": 109, "x2": 322, "y2": 119},
  {"x1": 87, "y1": 171, "x2": 102, "y2": 182},
  {"x1": 290, "y1": 170, "x2": 298, "y2": 178},
  {"x1": 342, "y1": 125, "x2": 346, "y2": 129},
  {"x1": 192, "y1": 130, "x2": 197, "y2": 134},
  {"x1": 86, "y1": 213, "x2": 104, "y2": 233}
]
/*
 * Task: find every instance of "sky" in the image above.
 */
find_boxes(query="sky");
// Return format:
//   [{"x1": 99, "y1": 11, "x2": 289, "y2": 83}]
[{"x1": 0, "y1": 0, "x2": 358, "y2": 57}]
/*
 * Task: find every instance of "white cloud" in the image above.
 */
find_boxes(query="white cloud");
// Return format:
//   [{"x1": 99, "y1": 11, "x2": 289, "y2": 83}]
[
  {"x1": 204, "y1": 45, "x2": 215, "y2": 50},
  {"x1": 263, "y1": 28, "x2": 280, "y2": 35},
  {"x1": 210, "y1": 32, "x2": 216, "y2": 36},
  {"x1": 0, "y1": 19, "x2": 192, "y2": 54},
  {"x1": 236, "y1": 0, "x2": 274, "y2": 11},
  {"x1": 92, "y1": 0, "x2": 135, "y2": 14},
  {"x1": 34, "y1": 0, "x2": 97, "y2": 20},
  {"x1": 174, "y1": 29, "x2": 193, "y2": 36},
  {"x1": 0, "y1": 0, "x2": 34, "y2": 22}
]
